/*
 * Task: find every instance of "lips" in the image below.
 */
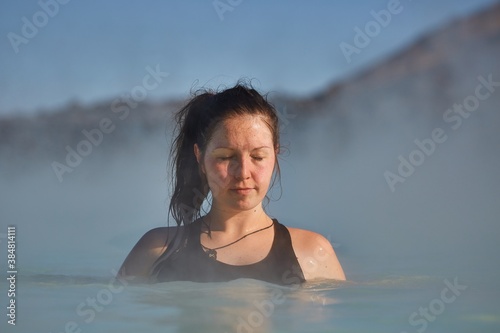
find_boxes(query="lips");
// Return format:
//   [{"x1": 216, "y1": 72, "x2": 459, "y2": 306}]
[{"x1": 231, "y1": 188, "x2": 254, "y2": 195}]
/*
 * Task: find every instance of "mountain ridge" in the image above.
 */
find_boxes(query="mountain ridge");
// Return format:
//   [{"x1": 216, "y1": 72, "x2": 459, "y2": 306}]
[{"x1": 1, "y1": 3, "x2": 499, "y2": 162}]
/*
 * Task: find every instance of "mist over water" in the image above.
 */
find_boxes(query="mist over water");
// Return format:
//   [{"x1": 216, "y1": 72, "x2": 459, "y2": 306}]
[
  {"x1": 1, "y1": 98, "x2": 498, "y2": 285},
  {"x1": 279, "y1": 105, "x2": 499, "y2": 281},
  {"x1": 2, "y1": 4, "x2": 500, "y2": 332},
  {"x1": 1, "y1": 88, "x2": 499, "y2": 333}
]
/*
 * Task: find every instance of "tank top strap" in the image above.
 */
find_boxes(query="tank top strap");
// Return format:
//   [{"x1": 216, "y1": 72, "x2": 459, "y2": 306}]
[{"x1": 156, "y1": 218, "x2": 305, "y2": 285}]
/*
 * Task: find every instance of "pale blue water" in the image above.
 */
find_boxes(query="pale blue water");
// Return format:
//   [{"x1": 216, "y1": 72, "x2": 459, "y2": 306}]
[
  {"x1": 5, "y1": 270, "x2": 500, "y2": 333},
  {"x1": 1, "y1": 110, "x2": 500, "y2": 332}
]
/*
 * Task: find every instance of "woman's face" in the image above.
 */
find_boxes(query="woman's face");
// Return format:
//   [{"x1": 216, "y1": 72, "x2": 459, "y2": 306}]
[{"x1": 196, "y1": 114, "x2": 276, "y2": 212}]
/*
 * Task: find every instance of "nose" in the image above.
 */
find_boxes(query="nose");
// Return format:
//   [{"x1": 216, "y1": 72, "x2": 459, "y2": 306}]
[{"x1": 232, "y1": 155, "x2": 251, "y2": 180}]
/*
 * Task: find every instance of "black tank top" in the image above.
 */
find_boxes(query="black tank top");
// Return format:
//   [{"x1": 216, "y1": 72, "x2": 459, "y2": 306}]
[{"x1": 155, "y1": 219, "x2": 305, "y2": 285}]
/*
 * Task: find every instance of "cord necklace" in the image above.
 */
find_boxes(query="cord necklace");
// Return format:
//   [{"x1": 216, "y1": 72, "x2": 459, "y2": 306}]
[{"x1": 200, "y1": 218, "x2": 274, "y2": 260}]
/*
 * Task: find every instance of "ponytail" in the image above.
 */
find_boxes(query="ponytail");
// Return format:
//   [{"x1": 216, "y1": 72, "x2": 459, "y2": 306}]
[
  {"x1": 168, "y1": 93, "x2": 214, "y2": 226},
  {"x1": 152, "y1": 82, "x2": 281, "y2": 276}
]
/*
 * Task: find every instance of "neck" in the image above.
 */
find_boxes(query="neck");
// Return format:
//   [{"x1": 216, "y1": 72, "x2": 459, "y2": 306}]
[{"x1": 204, "y1": 203, "x2": 271, "y2": 235}]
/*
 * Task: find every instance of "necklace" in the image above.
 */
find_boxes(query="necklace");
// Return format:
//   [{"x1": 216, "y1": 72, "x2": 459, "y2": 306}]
[{"x1": 200, "y1": 219, "x2": 274, "y2": 260}]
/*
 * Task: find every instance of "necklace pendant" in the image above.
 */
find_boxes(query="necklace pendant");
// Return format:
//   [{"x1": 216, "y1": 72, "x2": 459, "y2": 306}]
[{"x1": 207, "y1": 249, "x2": 217, "y2": 260}]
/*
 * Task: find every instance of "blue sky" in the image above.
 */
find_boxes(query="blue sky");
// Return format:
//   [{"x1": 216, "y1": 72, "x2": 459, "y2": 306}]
[{"x1": 0, "y1": 0, "x2": 497, "y2": 116}]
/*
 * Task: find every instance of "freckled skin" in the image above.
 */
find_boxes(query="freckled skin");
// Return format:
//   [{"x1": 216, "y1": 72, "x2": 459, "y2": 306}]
[
  {"x1": 119, "y1": 114, "x2": 346, "y2": 281},
  {"x1": 197, "y1": 115, "x2": 275, "y2": 213}
]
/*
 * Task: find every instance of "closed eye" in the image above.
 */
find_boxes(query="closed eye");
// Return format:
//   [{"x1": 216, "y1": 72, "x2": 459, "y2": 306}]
[{"x1": 216, "y1": 155, "x2": 265, "y2": 161}]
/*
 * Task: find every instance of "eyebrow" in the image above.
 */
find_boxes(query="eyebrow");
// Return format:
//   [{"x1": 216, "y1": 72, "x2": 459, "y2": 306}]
[{"x1": 212, "y1": 146, "x2": 272, "y2": 151}]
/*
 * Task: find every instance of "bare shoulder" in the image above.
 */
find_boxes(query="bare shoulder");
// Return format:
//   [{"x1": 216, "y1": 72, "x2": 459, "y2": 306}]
[
  {"x1": 118, "y1": 226, "x2": 181, "y2": 280},
  {"x1": 287, "y1": 227, "x2": 346, "y2": 281}
]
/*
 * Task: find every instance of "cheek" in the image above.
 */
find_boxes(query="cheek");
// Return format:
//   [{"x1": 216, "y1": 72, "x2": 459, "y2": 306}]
[
  {"x1": 255, "y1": 160, "x2": 276, "y2": 185},
  {"x1": 204, "y1": 160, "x2": 230, "y2": 186}
]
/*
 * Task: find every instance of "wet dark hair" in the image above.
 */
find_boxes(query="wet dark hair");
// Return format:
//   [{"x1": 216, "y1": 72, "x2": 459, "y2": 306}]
[{"x1": 151, "y1": 82, "x2": 281, "y2": 276}]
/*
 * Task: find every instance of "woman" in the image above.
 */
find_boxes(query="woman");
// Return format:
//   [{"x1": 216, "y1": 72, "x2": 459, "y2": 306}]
[{"x1": 118, "y1": 83, "x2": 345, "y2": 285}]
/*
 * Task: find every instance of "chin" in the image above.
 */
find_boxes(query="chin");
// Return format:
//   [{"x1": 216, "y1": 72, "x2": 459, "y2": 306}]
[{"x1": 228, "y1": 198, "x2": 262, "y2": 212}]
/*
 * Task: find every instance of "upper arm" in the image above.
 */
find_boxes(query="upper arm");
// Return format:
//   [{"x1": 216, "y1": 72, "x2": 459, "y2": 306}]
[
  {"x1": 117, "y1": 227, "x2": 171, "y2": 280},
  {"x1": 289, "y1": 228, "x2": 346, "y2": 281}
]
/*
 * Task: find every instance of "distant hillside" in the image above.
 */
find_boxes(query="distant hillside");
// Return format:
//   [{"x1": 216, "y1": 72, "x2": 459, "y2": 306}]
[
  {"x1": 1, "y1": 3, "x2": 499, "y2": 164},
  {"x1": 301, "y1": 2, "x2": 500, "y2": 110},
  {"x1": 287, "y1": 2, "x2": 500, "y2": 147}
]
